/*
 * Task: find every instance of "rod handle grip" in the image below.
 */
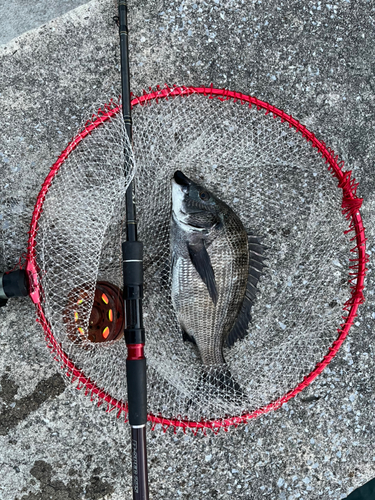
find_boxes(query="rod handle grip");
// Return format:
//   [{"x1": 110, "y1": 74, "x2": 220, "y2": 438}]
[{"x1": 126, "y1": 357, "x2": 147, "y2": 426}]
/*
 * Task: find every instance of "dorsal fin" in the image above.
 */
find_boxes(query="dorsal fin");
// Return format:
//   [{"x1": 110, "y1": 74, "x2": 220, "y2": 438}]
[{"x1": 226, "y1": 234, "x2": 267, "y2": 348}]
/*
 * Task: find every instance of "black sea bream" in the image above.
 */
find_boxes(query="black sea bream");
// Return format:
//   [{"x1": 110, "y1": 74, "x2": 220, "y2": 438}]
[{"x1": 170, "y1": 170, "x2": 265, "y2": 394}]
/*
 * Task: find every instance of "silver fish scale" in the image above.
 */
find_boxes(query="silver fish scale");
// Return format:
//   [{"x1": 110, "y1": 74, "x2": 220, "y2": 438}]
[{"x1": 172, "y1": 210, "x2": 249, "y2": 366}]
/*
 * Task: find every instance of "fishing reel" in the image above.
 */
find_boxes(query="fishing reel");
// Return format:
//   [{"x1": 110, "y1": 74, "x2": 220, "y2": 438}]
[
  {"x1": 63, "y1": 281, "x2": 125, "y2": 345},
  {"x1": 1, "y1": 270, "x2": 124, "y2": 345}
]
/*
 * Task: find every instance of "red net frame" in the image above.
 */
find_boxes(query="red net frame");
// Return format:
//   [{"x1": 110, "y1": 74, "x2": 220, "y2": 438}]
[{"x1": 25, "y1": 85, "x2": 368, "y2": 432}]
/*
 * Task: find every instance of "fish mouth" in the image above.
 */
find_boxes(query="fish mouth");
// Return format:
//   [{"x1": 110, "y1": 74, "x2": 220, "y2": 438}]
[{"x1": 173, "y1": 170, "x2": 191, "y2": 191}]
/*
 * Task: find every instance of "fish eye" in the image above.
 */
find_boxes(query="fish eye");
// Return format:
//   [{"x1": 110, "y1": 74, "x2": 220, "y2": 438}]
[{"x1": 199, "y1": 191, "x2": 210, "y2": 201}]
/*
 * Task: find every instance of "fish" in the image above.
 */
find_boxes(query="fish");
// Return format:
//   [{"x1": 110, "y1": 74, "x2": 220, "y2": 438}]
[{"x1": 170, "y1": 170, "x2": 266, "y2": 397}]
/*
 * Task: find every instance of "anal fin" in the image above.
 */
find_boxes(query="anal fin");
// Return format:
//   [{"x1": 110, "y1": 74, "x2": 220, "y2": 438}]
[{"x1": 182, "y1": 330, "x2": 197, "y2": 345}]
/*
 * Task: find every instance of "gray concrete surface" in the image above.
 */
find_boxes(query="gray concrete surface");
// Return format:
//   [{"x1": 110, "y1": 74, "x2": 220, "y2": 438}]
[
  {"x1": 0, "y1": 0, "x2": 374, "y2": 499},
  {"x1": 0, "y1": 0, "x2": 90, "y2": 46}
]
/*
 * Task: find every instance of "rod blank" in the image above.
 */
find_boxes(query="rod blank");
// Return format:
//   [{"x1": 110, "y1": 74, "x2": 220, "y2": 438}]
[{"x1": 118, "y1": 1, "x2": 149, "y2": 499}]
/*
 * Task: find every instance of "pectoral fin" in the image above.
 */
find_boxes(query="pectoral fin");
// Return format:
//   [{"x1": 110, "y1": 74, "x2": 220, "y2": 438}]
[{"x1": 187, "y1": 240, "x2": 218, "y2": 305}]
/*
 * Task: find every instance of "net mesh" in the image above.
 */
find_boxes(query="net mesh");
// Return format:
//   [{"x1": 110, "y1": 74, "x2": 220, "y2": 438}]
[{"x1": 24, "y1": 87, "x2": 365, "y2": 429}]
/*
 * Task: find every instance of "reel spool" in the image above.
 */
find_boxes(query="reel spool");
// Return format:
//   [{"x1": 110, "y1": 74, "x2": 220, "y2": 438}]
[{"x1": 64, "y1": 281, "x2": 125, "y2": 345}]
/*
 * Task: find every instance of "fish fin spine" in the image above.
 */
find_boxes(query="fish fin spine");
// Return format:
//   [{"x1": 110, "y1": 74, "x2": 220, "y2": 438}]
[{"x1": 226, "y1": 234, "x2": 267, "y2": 348}]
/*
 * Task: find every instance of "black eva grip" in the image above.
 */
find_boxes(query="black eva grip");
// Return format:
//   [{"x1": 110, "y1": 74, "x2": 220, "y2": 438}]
[{"x1": 126, "y1": 358, "x2": 147, "y2": 426}]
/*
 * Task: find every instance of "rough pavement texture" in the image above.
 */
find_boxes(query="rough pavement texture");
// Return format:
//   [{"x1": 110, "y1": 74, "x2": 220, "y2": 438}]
[
  {"x1": 0, "y1": 0, "x2": 374, "y2": 499},
  {"x1": 0, "y1": 0, "x2": 90, "y2": 46}
]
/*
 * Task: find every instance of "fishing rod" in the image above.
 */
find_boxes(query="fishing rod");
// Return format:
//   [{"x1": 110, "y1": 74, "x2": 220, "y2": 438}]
[
  {"x1": 1, "y1": 3, "x2": 149, "y2": 497},
  {"x1": 118, "y1": 1, "x2": 149, "y2": 499}
]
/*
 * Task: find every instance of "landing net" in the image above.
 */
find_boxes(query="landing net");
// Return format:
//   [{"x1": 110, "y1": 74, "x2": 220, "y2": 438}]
[{"x1": 24, "y1": 86, "x2": 366, "y2": 431}]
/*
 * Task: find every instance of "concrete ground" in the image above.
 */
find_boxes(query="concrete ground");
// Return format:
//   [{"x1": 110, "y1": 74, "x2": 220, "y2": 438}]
[
  {"x1": 0, "y1": 0, "x2": 90, "y2": 46},
  {"x1": 0, "y1": 0, "x2": 374, "y2": 499}
]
